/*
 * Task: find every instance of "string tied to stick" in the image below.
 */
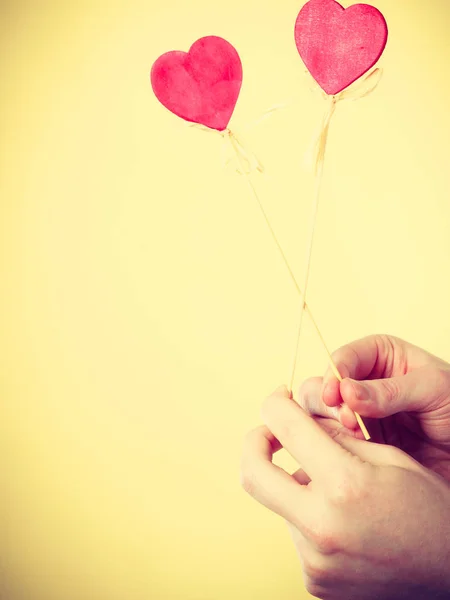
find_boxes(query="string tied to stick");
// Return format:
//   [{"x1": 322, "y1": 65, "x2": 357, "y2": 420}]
[
  {"x1": 306, "y1": 68, "x2": 383, "y2": 174},
  {"x1": 187, "y1": 124, "x2": 264, "y2": 175}
]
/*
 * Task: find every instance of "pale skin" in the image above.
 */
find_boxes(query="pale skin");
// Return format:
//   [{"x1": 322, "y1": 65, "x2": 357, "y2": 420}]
[{"x1": 241, "y1": 334, "x2": 450, "y2": 599}]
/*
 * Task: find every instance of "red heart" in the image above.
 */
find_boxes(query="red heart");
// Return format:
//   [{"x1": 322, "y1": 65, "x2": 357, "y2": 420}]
[
  {"x1": 151, "y1": 36, "x2": 242, "y2": 132},
  {"x1": 295, "y1": 0, "x2": 388, "y2": 95}
]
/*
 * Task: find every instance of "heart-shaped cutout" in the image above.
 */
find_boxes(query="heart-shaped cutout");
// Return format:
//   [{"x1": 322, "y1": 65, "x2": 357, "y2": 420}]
[
  {"x1": 151, "y1": 36, "x2": 243, "y2": 131},
  {"x1": 295, "y1": 0, "x2": 388, "y2": 95}
]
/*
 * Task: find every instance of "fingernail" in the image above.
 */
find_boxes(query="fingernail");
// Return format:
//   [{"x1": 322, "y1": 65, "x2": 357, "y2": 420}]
[{"x1": 349, "y1": 379, "x2": 371, "y2": 401}]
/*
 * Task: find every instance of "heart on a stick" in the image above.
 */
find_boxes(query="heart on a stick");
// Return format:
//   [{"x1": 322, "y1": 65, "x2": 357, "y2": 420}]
[
  {"x1": 295, "y1": 0, "x2": 388, "y2": 95},
  {"x1": 151, "y1": 36, "x2": 242, "y2": 131}
]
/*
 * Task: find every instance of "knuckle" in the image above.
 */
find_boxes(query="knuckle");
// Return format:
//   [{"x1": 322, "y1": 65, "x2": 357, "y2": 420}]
[
  {"x1": 304, "y1": 578, "x2": 327, "y2": 599},
  {"x1": 373, "y1": 333, "x2": 389, "y2": 348},
  {"x1": 374, "y1": 334, "x2": 398, "y2": 374},
  {"x1": 305, "y1": 515, "x2": 341, "y2": 556},
  {"x1": 302, "y1": 554, "x2": 336, "y2": 593},
  {"x1": 373, "y1": 333, "x2": 392, "y2": 351},
  {"x1": 327, "y1": 465, "x2": 371, "y2": 509},
  {"x1": 329, "y1": 478, "x2": 358, "y2": 507},
  {"x1": 378, "y1": 377, "x2": 399, "y2": 403},
  {"x1": 303, "y1": 558, "x2": 326, "y2": 585},
  {"x1": 314, "y1": 528, "x2": 341, "y2": 556}
]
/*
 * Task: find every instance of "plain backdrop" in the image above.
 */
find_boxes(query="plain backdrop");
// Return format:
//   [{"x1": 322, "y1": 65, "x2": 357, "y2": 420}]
[{"x1": 1, "y1": 0, "x2": 450, "y2": 598}]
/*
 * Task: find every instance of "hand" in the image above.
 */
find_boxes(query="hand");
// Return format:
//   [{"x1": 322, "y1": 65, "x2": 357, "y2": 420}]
[
  {"x1": 241, "y1": 386, "x2": 450, "y2": 600},
  {"x1": 302, "y1": 334, "x2": 450, "y2": 482}
]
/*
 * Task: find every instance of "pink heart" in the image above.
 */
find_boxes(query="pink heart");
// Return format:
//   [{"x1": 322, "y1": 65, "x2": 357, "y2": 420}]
[
  {"x1": 295, "y1": 0, "x2": 388, "y2": 95},
  {"x1": 151, "y1": 36, "x2": 243, "y2": 131}
]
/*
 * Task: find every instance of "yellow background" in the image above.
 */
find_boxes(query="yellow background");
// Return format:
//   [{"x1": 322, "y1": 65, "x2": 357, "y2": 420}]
[{"x1": 1, "y1": 0, "x2": 450, "y2": 598}]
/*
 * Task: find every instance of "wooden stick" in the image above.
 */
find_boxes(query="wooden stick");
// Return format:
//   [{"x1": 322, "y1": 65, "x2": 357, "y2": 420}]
[
  {"x1": 226, "y1": 129, "x2": 369, "y2": 440},
  {"x1": 289, "y1": 96, "x2": 337, "y2": 393}
]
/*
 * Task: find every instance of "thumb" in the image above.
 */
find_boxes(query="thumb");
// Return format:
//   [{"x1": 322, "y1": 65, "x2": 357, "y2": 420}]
[{"x1": 340, "y1": 365, "x2": 450, "y2": 418}]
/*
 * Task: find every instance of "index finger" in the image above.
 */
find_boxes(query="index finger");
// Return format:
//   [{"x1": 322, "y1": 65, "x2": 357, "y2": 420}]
[
  {"x1": 322, "y1": 335, "x2": 405, "y2": 405},
  {"x1": 261, "y1": 388, "x2": 353, "y2": 484}
]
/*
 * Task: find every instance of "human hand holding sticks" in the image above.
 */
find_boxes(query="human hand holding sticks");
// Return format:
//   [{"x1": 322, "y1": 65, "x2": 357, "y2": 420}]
[{"x1": 241, "y1": 334, "x2": 450, "y2": 600}]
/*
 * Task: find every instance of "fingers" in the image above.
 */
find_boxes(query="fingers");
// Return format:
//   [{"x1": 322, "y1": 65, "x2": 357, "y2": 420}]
[
  {"x1": 340, "y1": 365, "x2": 450, "y2": 418},
  {"x1": 298, "y1": 377, "x2": 359, "y2": 430},
  {"x1": 325, "y1": 428, "x2": 423, "y2": 471},
  {"x1": 262, "y1": 385, "x2": 419, "y2": 470},
  {"x1": 321, "y1": 335, "x2": 407, "y2": 407},
  {"x1": 322, "y1": 377, "x2": 342, "y2": 408},
  {"x1": 298, "y1": 377, "x2": 340, "y2": 420},
  {"x1": 314, "y1": 416, "x2": 366, "y2": 440},
  {"x1": 241, "y1": 424, "x2": 310, "y2": 528},
  {"x1": 261, "y1": 386, "x2": 354, "y2": 483}
]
